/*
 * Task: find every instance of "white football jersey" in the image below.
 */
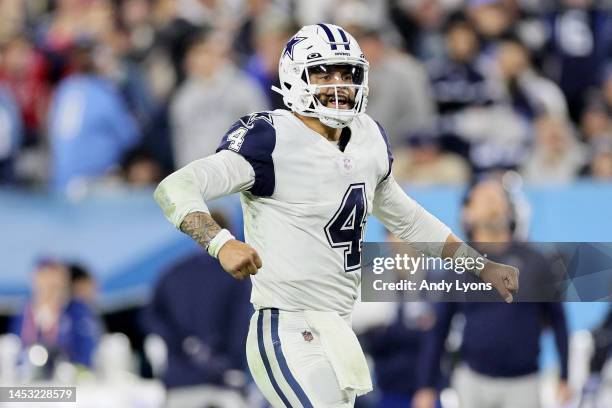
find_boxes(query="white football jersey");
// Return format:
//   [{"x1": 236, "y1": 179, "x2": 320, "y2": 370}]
[
  {"x1": 215, "y1": 109, "x2": 443, "y2": 317},
  {"x1": 156, "y1": 108, "x2": 450, "y2": 318}
]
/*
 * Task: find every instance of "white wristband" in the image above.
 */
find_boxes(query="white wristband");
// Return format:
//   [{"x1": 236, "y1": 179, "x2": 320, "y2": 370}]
[
  {"x1": 453, "y1": 242, "x2": 488, "y2": 277},
  {"x1": 207, "y1": 229, "x2": 235, "y2": 258}
]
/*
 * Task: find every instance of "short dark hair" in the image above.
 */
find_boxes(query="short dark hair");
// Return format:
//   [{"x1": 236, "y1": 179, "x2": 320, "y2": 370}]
[
  {"x1": 443, "y1": 11, "x2": 470, "y2": 34},
  {"x1": 185, "y1": 28, "x2": 213, "y2": 53},
  {"x1": 69, "y1": 263, "x2": 93, "y2": 284}
]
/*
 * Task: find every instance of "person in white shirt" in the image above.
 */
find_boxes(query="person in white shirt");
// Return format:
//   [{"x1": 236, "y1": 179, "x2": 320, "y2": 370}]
[{"x1": 154, "y1": 23, "x2": 519, "y2": 408}]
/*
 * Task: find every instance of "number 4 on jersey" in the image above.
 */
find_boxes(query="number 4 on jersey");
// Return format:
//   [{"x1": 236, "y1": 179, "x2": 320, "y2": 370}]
[
  {"x1": 227, "y1": 128, "x2": 247, "y2": 152},
  {"x1": 325, "y1": 183, "x2": 367, "y2": 272}
]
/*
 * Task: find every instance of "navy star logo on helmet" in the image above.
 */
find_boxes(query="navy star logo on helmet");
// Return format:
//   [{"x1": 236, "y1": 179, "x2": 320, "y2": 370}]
[{"x1": 283, "y1": 36, "x2": 307, "y2": 61}]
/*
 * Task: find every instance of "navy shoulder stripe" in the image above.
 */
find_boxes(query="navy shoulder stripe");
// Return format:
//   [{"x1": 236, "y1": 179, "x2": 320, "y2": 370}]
[
  {"x1": 217, "y1": 112, "x2": 276, "y2": 197},
  {"x1": 375, "y1": 121, "x2": 394, "y2": 183}
]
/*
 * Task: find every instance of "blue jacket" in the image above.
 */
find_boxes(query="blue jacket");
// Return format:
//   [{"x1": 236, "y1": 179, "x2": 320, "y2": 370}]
[{"x1": 48, "y1": 74, "x2": 139, "y2": 191}]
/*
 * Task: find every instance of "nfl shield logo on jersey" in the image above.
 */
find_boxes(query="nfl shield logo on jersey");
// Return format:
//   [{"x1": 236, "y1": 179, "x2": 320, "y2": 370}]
[
  {"x1": 302, "y1": 330, "x2": 314, "y2": 342},
  {"x1": 337, "y1": 156, "x2": 355, "y2": 175}
]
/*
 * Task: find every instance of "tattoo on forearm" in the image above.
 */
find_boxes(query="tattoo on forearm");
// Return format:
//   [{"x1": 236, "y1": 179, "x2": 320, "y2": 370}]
[{"x1": 180, "y1": 212, "x2": 222, "y2": 249}]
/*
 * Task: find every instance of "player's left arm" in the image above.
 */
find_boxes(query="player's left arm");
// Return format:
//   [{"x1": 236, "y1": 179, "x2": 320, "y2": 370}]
[{"x1": 372, "y1": 176, "x2": 519, "y2": 302}]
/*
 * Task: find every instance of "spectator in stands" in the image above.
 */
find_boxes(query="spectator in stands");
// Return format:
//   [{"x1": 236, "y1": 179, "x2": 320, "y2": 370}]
[
  {"x1": 496, "y1": 36, "x2": 568, "y2": 120},
  {"x1": 170, "y1": 29, "x2": 267, "y2": 167},
  {"x1": 97, "y1": 24, "x2": 157, "y2": 136},
  {"x1": 68, "y1": 263, "x2": 97, "y2": 306},
  {"x1": 64, "y1": 263, "x2": 103, "y2": 369},
  {"x1": 587, "y1": 136, "x2": 612, "y2": 181},
  {"x1": 9, "y1": 258, "x2": 100, "y2": 376},
  {"x1": 542, "y1": 0, "x2": 612, "y2": 122},
  {"x1": 0, "y1": 83, "x2": 23, "y2": 184},
  {"x1": 466, "y1": 0, "x2": 516, "y2": 71},
  {"x1": 521, "y1": 115, "x2": 586, "y2": 184},
  {"x1": 48, "y1": 39, "x2": 140, "y2": 192},
  {"x1": 234, "y1": 0, "x2": 291, "y2": 65},
  {"x1": 11, "y1": 259, "x2": 70, "y2": 379},
  {"x1": 413, "y1": 179, "x2": 571, "y2": 408},
  {"x1": 350, "y1": 23, "x2": 437, "y2": 148},
  {"x1": 121, "y1": 148, "x2": 164, "y2": 187},
  {"x1": 142, "y1": 211, "x2": 252, "y2": 408},
  {"x1": 118, "y1": 0, "x2": 158, "y2": 62},
  {"x1": 11, "y1": 261, "x2": 69, "y2": 333},
  {"x1": 429, "y1": 13, "x2": 496, "y2": 158},
  {"x1": 392, "y1": 132, "x2": 471, "y2": 186},
  {"x1": 388, "y1": 0, "x2": 447, "y2": 62},
  {"x1": 0, "y1": 34, "x2": 50, "y2": 146},
  {"x1": 580, "y1": 100, "x2": 611, "y2": 142},
  {"x1": 243, "y1": 11, "x2": 293, "y2": 110},
  {"x1": 450, "y1": 35, "x2": 567, "y2": 174}
]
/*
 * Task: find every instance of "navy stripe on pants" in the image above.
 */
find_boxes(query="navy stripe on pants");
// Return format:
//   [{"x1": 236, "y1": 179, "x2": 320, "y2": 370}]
[
  {"x1": 270, "y1": 309, "x2": 313, "y2": 408},
  {"x1": 257, "y1": 310, "x2": 292, "y2": 407}
]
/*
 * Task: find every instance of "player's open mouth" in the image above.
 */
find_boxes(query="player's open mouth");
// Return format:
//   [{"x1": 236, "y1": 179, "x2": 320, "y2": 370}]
[{"x1": 326, "y1": 95, "x2": 352, "y2": 109}]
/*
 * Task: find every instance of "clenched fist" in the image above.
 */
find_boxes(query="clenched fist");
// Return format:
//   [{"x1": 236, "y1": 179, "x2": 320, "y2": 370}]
[
  {"x1": 218, "y1": 240, "x2": 263, "y2": 280},
  {"x1": 480, "y1": 261, "x2": 519, "y2": 303}
]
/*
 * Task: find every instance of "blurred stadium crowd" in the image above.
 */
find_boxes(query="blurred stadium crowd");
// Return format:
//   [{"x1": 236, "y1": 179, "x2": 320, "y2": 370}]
[
  {"x1": 1, "y1": 0, "x2": 612, "y2": 407},
  {"x1": 0, "y1": 0, "x2": 611, "y2": 191}
]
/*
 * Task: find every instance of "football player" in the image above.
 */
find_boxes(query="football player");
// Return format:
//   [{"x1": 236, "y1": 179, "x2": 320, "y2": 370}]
[{"x1": 154, "y1": 24, "x2": 519, "y2": 408}]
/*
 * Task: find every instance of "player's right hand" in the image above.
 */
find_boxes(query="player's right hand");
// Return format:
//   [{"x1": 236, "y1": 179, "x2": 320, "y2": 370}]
[{"x1": 218, "y1": 240, "x2": 262, "y2": 280}]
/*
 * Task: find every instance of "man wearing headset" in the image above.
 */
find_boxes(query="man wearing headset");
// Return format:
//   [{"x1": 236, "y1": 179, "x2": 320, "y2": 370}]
[{"x1": 413, "y1": 178, "x2": 571, "y2": 408}]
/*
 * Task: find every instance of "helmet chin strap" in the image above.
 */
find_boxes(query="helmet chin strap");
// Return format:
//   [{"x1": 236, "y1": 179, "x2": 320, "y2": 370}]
[{"x1": 319, "y1": 115, "x2": 350, "y2": 129}]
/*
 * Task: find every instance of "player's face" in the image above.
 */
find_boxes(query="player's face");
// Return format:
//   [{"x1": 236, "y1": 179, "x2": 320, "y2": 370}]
[{"x1": 308, "y1": 64, "x2": 362, "y2": 110}]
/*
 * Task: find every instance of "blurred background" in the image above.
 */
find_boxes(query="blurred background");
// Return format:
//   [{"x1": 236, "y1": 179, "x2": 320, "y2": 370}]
[{"x1": 0, "y1": 0, "x2": 611, "y2": 407}]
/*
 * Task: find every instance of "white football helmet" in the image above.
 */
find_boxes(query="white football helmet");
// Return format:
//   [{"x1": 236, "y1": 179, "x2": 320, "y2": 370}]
[{"x1": 272, "y1": 24, "x2": 369, "y2": 129}]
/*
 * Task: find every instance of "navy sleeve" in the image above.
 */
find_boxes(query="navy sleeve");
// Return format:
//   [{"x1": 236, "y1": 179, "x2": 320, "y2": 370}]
[
  {"x1": 375, "y1": 121, "x2": 394, "y2": 184},
  {"x1": 216, "y1": 112, "x2": 276, "y2": 197}
]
